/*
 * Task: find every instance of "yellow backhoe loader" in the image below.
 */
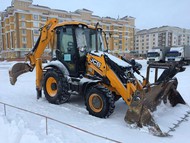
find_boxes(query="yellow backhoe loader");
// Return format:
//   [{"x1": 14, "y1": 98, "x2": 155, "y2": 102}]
[{"x1": 9, "y1": 18, "x2": 187, "y2": 136}]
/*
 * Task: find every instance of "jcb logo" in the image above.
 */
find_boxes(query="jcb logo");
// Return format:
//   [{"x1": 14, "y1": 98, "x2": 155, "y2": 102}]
[{"x1": 90, "y1": 58, "x2": 102, "y2": 68}]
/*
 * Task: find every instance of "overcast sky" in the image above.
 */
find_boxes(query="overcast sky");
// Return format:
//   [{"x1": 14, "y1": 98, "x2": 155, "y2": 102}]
[{"x1": 0, "y1": 0, "x2": 190, "y2": 30}]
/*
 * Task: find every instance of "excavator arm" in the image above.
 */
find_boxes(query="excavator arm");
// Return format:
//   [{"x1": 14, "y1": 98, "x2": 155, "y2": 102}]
[{"x1": 9, "y1": 18, "x2": 58, "y2": 97}]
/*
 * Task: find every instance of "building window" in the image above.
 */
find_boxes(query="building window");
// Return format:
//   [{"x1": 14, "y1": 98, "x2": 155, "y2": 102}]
[
  {"x1": 22, "y1": 37, "x2": 27, "y2": 43},
  {"x1": 21, "y1": 14, "x2": 25, "y2": 20},
  {"x1": 59, "y1": 19, "x2": 64, "y2": 23},
  {"x1": 33, "y1": 21, "x2": 39, "y2": 27},
  {"x1": 33, "y1": 29, "x2": 39, "y2": 35},
  {"x1": 33, "y1": 15, "x2": 39, "y2": 20},
  {"x1": 33, "y1": 36, "x2": 38, "y2": 45},
  {"x1": 41, "y1": 16, "x2": 47, "y2": 21},
  {"x1": 22, "y1": 29, "x2": 26, "y2": 35},
  {"x1": 23, "y1": 44, "x2": 27, "y2": 48},
  {"x1": 21, "y1": 22, "x2": 26, "y2": 27},
  {"x1": 34, "y1": 36, "x2": 38, "y2": 42}
]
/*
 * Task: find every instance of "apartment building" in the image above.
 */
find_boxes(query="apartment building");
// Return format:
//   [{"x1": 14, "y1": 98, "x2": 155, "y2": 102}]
[
  {"x1": 135, "y1": 26, "x2": 190, "y2": 56},
  {"x1": 1, "y1": 0, "x2": 135, "y2": 59},
  {"x1": 0, "y1": 13, "x2": 2, "y2": 55}
]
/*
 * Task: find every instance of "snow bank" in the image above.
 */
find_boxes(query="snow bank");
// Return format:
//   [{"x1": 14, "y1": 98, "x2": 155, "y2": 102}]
[{"x1": 0, "y1": 115, "x2": 41, "y2": 143}]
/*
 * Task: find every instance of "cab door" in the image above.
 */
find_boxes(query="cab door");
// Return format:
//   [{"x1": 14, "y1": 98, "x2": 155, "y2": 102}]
[{"x1": 56, "y1": 26, "x2": 79, "y2": 77}]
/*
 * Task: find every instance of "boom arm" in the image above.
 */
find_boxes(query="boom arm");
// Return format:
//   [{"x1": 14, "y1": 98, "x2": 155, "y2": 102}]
[
  {"x1": 9, "y1": 18, "x2": 58, "y2": 97},
  {"x1": 26, "y1": 18, "x2": 58, "y2": 68}
]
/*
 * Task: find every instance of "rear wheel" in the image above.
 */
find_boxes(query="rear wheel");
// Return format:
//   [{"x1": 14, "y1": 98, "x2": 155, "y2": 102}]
[
  {"x1": 43, "y1": 69, "x2": 70, "y2": 104},
  {"x1": 85, "y1": 85, "x2": 115, "y2": 118}
]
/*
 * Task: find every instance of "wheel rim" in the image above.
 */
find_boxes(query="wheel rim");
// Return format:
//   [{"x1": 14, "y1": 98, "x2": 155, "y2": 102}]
[
  {"x1": 89, "y1": 94, "x2": 103, "y2": 112},
  {"x1": 46, "y1": 77, "x2": 57, "y2": 97}
]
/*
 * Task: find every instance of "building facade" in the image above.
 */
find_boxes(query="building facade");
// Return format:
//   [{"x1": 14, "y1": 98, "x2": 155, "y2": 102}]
[
  {"x1": 0, "y1": 13, "x2": 2, "y2": 56},
  {"x1": 1, "y1": 0, "x2": 135, "y2": 59},
  {"x1": 135, "y1": 26, "x2": 190, "y2": 56}
]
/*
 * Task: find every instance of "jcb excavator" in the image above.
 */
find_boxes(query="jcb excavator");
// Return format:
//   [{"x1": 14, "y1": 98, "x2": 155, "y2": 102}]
[{"x1": 9, "y1": 18, "x2": 187, "y2": 136}]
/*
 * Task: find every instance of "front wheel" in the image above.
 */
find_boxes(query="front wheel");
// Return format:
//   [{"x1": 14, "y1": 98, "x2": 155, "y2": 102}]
[
  {"x1": 85, "y1": 85, "x2": 115, "y2": 118},
  {"x1": 43, "y1": 69, "x2": 70, "y2": 104}
]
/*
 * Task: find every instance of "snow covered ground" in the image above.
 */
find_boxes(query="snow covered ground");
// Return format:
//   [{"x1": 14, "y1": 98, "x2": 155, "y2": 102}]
[{"x1": 0, "y1": 60, "x2": 190, "y2": 143}]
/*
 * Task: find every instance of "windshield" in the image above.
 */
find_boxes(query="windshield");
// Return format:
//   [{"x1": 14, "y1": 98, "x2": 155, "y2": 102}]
[
  {"x1": 147, "y1": 52, "x2": 160, "y2": 57},
  {"x1": 75, "y1": 27, "x2": 104, "y2": 54},
  {"x1": 85, "y1": 28, "x2": 105, "y2": 52},
  {"x1": 166, "y1": 51, "x2": 181, "y2": 57}
]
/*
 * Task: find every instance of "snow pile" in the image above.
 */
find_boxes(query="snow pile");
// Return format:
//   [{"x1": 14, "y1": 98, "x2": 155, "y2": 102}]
[{"x1": 0, "y1": 116, "x2": 41, "y2": 143}]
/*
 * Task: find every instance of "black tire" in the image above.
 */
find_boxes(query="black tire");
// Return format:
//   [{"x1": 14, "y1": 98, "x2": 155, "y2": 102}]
[
  {"x1": 113, "y1": 93, "x2": 121, "y2": 101},
  {"x1": 85, "y1": 85, "x2": 115, "y2": 118},
  {"x1": 43, "y1": 68, "x2": 70, "y2": 104}
]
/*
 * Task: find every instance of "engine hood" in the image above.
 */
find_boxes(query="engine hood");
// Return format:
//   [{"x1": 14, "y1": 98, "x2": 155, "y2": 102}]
[{"x1": 90, "y1": 51, "x2": 131, "y2": 68}]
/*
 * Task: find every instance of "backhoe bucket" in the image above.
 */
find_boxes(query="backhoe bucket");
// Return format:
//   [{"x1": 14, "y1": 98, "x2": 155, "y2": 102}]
[
  {"x1": 9, "y1": 63, "x2": 32, "y2": 85},
  {"x1": 125, "y1": 78, "x2": 186, "y2": 136}
]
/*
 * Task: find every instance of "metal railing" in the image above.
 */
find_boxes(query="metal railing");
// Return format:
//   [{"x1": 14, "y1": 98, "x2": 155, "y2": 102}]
[{"x1": 0, "y1": 101, "x2": 121, "y2": 143}]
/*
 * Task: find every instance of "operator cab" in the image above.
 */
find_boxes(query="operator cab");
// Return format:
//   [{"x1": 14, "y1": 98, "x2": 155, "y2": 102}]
[{"x1": 55, "y1": 24, "x2": 104, "y2": 77}]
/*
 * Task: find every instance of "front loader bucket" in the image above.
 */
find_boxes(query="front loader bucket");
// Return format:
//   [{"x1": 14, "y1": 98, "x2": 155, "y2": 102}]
[
  {"x1": 9, "y1": 63, "x2": 32, "y2": 85},
  {"x1": 125, "y1": 78, "x2": 186, "y2": 136}
]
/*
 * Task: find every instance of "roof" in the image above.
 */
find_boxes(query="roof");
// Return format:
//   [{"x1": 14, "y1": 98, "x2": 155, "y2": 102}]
[
  {"x1": 55, "y1": 21, "x2": 89, "y2": 28},
  {"x1": 55, "y1": 20, "x2": 101, "y2": 30}
]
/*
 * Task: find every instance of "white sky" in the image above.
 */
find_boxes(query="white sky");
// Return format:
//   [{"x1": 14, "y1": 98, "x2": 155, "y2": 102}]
[{"x1": 0, "y1": 0, "x2": 190, "y2": 30}]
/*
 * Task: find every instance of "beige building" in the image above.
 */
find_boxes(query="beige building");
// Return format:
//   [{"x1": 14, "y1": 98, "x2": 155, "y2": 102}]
[
  {"x1": 1, "y1": 0, "x2": 135, "y2": 59},
  {"x1": 0, "y1": 13, "x2": 2, "y2": 56},
  {"x1": 135, "y1": 26, "x2": 190, "y2": 56}
]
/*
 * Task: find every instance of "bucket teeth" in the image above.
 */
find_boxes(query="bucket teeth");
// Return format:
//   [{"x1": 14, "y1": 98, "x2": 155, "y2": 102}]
[{"x1": 125, "y1": 104, "x2": 167, "y2": 136}]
